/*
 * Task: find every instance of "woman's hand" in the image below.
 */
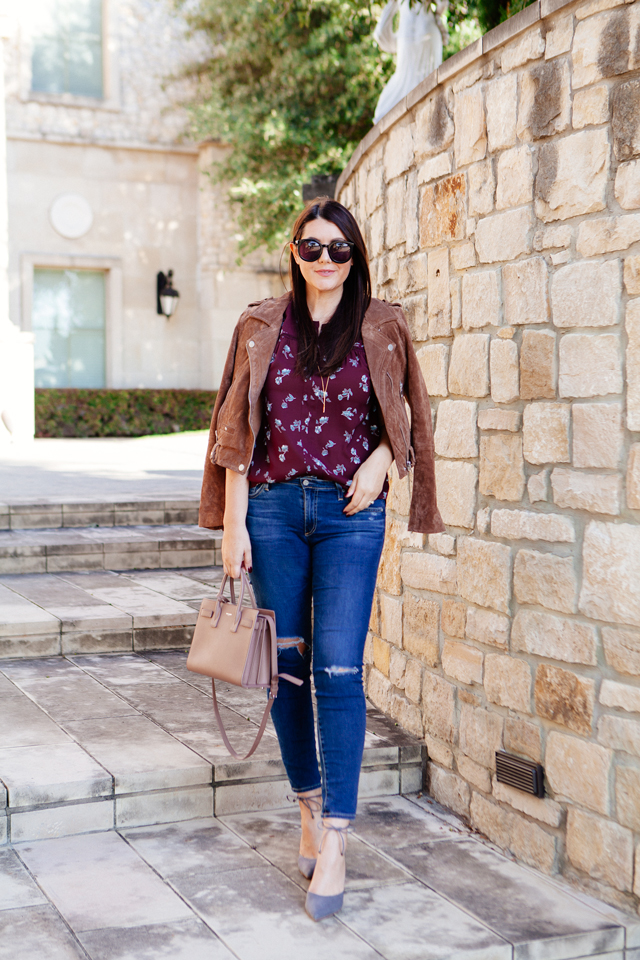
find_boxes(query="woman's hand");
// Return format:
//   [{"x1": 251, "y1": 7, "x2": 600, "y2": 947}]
[
  {"x1": 222, "y1": 468, "x2": 252, "y2": 577},
  {"x1": 344, "y1": 430, "x2": 393, "y2": 516}
]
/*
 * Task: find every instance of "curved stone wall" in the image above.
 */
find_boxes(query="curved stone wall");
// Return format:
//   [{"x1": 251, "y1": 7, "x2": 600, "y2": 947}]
[{"x1": 337, "y1": 0, "x2": 640, "y2": 912}]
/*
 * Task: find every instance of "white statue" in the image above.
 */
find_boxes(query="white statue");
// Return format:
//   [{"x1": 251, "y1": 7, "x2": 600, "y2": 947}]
[{"x1": 373, "y1": 0, "x2": 448, "y2": 125}]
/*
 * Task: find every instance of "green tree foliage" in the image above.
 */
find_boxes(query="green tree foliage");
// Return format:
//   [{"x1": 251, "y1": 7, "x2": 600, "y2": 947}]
[{"x1": 178, "y1": 0, "x2": 395, "y2": 255}]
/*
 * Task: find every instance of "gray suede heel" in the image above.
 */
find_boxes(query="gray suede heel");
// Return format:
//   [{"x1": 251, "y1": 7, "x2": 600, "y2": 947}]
[
  {"x1": 298, "y1": 855, "x2": 317, "y2": 880},
  {"x1": 305, "y1": 890, "x2": 344, "y2": 922}
]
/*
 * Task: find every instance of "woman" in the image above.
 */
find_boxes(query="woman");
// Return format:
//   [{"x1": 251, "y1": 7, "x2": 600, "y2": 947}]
[{"x1": 199, "y1": 197, "x2": 443, "y2": 921}]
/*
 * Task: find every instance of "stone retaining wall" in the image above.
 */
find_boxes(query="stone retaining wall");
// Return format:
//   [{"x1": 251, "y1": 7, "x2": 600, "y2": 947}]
[{"x1": 337, "y1": 0, "x2": 640, "y2": 913}]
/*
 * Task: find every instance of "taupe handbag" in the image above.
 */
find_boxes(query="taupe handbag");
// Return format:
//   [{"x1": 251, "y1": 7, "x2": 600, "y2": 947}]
[{"x1": 187, "y1": 569, "x2": 301, "y2": 759}]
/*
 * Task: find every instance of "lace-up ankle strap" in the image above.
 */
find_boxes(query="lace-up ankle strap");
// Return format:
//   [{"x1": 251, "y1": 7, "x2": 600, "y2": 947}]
[
  {"x1": 318, "y1": 822, "x2": 351, "y2": 856},
  {"x1": 287, "y1": 793, "x2": 323, "y2": 819}
]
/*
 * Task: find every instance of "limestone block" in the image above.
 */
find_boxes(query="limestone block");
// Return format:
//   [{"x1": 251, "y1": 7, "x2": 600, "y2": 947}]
[
  {"x1": 573, "y1": 8, "x2": 640, "y2": 89},
  {"x1": 484, "y1": 654, "x2": 532, "y2": 713},
  {"x1": 520, "y1": 330, "x2": 556, "y2": 402},
  {"x1": 580, "y1": 520, "x2": 640, "y2": 627},
  {"x1": 517, "y1": 60, "x2": 571, "y2": 142},
  {"x1": 603, "y1": 627, "x2": 640, "y2": 676},
  {"x1": 551, "y1": 468, "x2": 622, "y2": 515},
  {"x1": 559, "y1": 334, "x2": 622, "y2": 399},
  {"x1": 425, "y1": 735, "x2": 454, "y2": 768},
  {"x1": 504, "y1": 717, "x2": 542, "y2": 762},
  {"x1": 442, "y1": 598, "x2": 466, "y2": 638},
  {"x1": 490, "y1": 340, "x2": 519, "y2": 405},
  {"x1": 459, "y1": 702, "x2": 503, "y2": 769},
  {"x1": 462, "y1": 272, "x2": 501, "y2": 330},
  {"x1": 428, "y1": 765, "x2": 470, "y2": 817},
  {"x1": 479, "y1": 434, "x2": 525, "y2": 502},
  {"x1": 470, "y1": 793, "x2": 512, "y2": 849},
  {"x1": 627, "y1": 298, "x2": 640, "y2": 430},
  {"x1": 478, "y1": 408, "x2": 520, "y2": 431},
  {"x1": 434, "y1": 400, "x2": 478, "y2": 458},
  {"x1": 386, "y1": 178, "x2": 406, "y2": 250},
  {"x1": 404, "y1": 658, "x2": 423, "y2": 704},
  {"x1": 369, "y1": 207, "x2": 385, "y2": 258},
  {"x1": 388, "y1": 462, "x2": 411, "y2": 515},
  {"x1": 501, "y1": 27, "x2": 545, "y2": 73},
  {"x1": 403, "y1": 593, "x2": 440, "y2": 666},
  {"x1": 522, "y1": 401, "x2": 570, "y2": 464},
  {"x1": 365, "y1": 165, "x2": 384, "y2": 217},
  {"x1": 514, "y1": 549, "x2": 577, "y2": 614},
  {"x1": 418, "y1": 152, "x2": 453, "y2": 184},
  {"x1": 429, "y1": 533, "x2": 456, "y2": 556},
  {"x1": 573, "y1": 402, "x2": 624, "y2": 469},
  {"x1": 486, "y1": 73, "x2": 518, "y2": 153},
  {"x1": 434, "y1": 460, "x2": 478, "y2": 529},
  {"x1": 492, "y1": 777, "x2": 562, "y2": 828},
  {"x1": 367, "y1": 667, "x2": 394, "y2": 713},
  {"x1": 566, "y1": 808, "x2": 634, "y2": 892},
  {"x1": 635, "y1": 847, "x2": 640, "y2": 899},
  {"x1": 475, "y1": 208, "x2": 533, "y2": 264},
  {"x1": 545, "y1": 14, "x2": 573, "y2": 59},
  {"x1": 403, "y1": 295, "x2": 429, "y2": 340},
  {"x1": 534, "y1": 224, "x2": 572, "y2": 250},
  {"x1": 423, "y1": 672, "x2": 457, "y2": 742},
  {"x1": 491, "y1": 508, "x2": 575, "y2": 542},
  {"x1": 397, "y1": 253, "x2": 427, "y2": 294},
  {"x1": 457, "y1": 754, "x2": 491, "y2": 793},
  {"x1": 528, "y1": 470, "x2": 549, "y2": 503},
  {"x1": 401, "y1": 551, "x2": 458, "y2": 596},
  {"x1": 613, "y1": 78, "x2": 640, "y2": 161},
  {"x1": 392, "y1": 693, "x2": 425, "y2": 740},
  {"x1": 615, "y1": 160, "x2": 640, "y2": 209},
  {"x1": 601, "y1": 678, "x2": 640, "y2": 714},
  {"x1": 535, "y1": 129, "x2": 609, "y2": 222},
  {"x1": 420, "y1": 174, "x2": 466, "y2": 248},
  {"x1": 380, "y1": 593, "x2": 403, "y2": 647},
  {"x1": 534, "y1": 663, "x2": 595, "y2": 735},
  {"x1": 457, "y1": 536, "x2": 512, "y2": 614},
  {"x1": 415, "y1": 91, "x2": 454, "y2": 161},
  {"x1": 476, "y1": 506, "x2": 491, "y2": 534},
  {"x1": 451, "y1": 279, "x2": 461, "y2": 330},
  {"x1": 417, "y1": 345, "x2": 449, "y2": 398},
  {"x1": 406, "y1": 170, "x2": 419, "y2": 255},
  {"x1": 389, "y1": 647, "x2": 407, "y2": 688},
  {"x1": 545, "y1": 731, "x2": 612, "y2": 814},
  {"x1": 624, "y1": 255, "x2": 640, "y2": 294},
  {"x1": 373, "y1": 636, "x2": 391, "y2": 676},
  {"x1": 628, "y1": 444, "x2": 640, "y2": 509},
  {"x1": 451, "y1": 241, "x2": 476, "y2": 271},
  {"x1": 442, "y1": 639, "x2": 483, "y2": 685},
  {"x1": 384, "y1": 124, "x2": 414, "y2": 182},
  {"x1": 572, "y1": 84, "x2": 609, "y2": 130},
  {"x1": 468, "y1": 160, "x2": 495, "y2": 217},
  {"x1": 428, "y1": 248, "x2": 451, "y2": 337},
  {"x1": 448, "y1": 334, "x2": 490, "y2": 397},
  {"x1": 378, "y1": 517, "x2": 403, "y2": 595},
  {"x1": 576, "y1": 214, "x2": 640, "y2": 256},
  {"x1": 551, "y1": 259, "x2": 621, "y2": 328},
  {"x1": 597, "y1": 714, "x2": 640, "y2": 757},
  {"x1": 496, "y1": 146, "x2": 533, "y2": 210},
  {"x1": 503, "y1": 258, "x2": 550, "y2": 327},
  {"x1": 466, "y1": 606, "x2": 510, "y2": 649},
  {"x1": 512, "y1": 608, "x2": 597, "y2": 666},
  {"x1": 615, "y1": 766, "x2": 640, "y2": 831},
  {"x1": 454, "y1": 87, "x2": 487, "y2": 167}
]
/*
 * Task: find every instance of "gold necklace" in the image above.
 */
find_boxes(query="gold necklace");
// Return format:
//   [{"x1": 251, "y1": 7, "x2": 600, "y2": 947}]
[{"x1": 319, "y1": 373, "x2": 328, "y2": 414}]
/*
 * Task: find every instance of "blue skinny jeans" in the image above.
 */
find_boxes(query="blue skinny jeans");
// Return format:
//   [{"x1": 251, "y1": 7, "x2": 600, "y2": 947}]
[{"x1": 246, "y1": 478, "x2": 386, "y2": 820}]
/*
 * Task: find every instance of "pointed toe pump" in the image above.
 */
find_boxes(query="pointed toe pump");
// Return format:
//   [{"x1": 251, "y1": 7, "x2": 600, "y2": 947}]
[
  {"x1": 298, "y1": 855, "x2": 317, "y2": 880},
  {"x1": 304, "y1": 823, "x2": 349, "y2": 922},
  {"x1": 290, "y1": 793, "x2": 322, "y2": 880}
]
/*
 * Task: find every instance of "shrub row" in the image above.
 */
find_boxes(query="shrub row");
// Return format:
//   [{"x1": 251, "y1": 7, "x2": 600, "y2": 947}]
[{"x1": 35, "y1": 389, "x2": 217, "y2": 438}]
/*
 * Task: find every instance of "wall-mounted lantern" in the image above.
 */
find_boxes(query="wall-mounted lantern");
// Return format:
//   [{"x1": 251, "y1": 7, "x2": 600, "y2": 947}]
[{"x1": 157, "y1": 270, "x2": 180, "y2": 318}]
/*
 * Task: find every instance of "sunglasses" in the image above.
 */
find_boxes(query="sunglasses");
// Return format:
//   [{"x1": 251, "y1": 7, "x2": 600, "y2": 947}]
[{"x1": 294, "y1": 238, "x2": 354, "y2": 264}]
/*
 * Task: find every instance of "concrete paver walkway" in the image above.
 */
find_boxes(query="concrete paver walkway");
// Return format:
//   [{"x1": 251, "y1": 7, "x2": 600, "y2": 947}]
[{"x1": 2, "y1": 797, "x2": 638, "y2": 960}]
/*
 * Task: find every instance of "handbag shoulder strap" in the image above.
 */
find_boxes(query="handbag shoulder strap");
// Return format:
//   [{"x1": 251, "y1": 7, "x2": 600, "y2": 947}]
[{"x1": 211, "y1": 677, "x2": 275, "y2": 761}]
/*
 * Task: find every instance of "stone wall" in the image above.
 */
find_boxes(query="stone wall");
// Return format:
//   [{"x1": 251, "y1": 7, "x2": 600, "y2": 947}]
[{"x1": 337, "y1": 0, "x2": 640, "y2": 914}]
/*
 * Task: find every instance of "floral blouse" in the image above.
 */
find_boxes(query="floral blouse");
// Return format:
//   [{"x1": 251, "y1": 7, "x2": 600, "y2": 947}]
[{"x1": 248, "y1": 302, "x2": 388, "y2": 498}]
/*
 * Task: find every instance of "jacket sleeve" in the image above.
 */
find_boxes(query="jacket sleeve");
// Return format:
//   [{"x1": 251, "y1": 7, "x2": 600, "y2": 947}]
[
  {"x1": 396, "y1": 307, "x2": 445, "y2": 535},
  {"x1": 198, "y1": 319, "x2": 242, "y2": 530}
]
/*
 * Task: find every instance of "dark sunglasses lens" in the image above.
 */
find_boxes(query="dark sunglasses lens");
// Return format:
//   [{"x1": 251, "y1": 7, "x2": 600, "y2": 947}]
[
  {"x1": 329, "y1": 242, "x2": 352, "y2": 263},
  {"x1": 298, "y1": 240, "x2": 321, "y2": 261}
]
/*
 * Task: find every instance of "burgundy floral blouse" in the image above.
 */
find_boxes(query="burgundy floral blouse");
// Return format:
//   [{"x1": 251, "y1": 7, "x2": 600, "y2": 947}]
[{"x1": 248, "y1": 302, "x2": 387, "y2": 498}]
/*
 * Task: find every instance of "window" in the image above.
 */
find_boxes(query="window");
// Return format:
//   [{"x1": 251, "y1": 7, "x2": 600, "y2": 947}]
[
  {"x1": 31, "y1": 0, "x2": 103, "y2": 99},
  {"x1": 33, "y1": 269, "x2": 106, "y2": 388}
]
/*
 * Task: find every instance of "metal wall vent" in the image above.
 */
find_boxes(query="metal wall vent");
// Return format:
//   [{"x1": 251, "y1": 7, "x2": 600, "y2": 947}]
[{"x1": 495, "y1": 751, "x2": 545, "y2": 798}]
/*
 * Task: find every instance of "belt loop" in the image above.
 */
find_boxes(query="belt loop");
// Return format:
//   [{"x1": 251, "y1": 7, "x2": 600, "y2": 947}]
[{"x1": 335, "y1": 483, "x2": 344, "y2": 501}]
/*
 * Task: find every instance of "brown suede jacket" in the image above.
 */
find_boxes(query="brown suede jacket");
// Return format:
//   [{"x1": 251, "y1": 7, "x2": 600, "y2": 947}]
[{"x1": 199, "y1": 292, "x2": 444, "y2": 535}]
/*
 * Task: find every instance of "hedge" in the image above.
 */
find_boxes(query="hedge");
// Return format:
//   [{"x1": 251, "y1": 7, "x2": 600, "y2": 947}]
[{"x1": 35, "y1": 389, "x2": 217, "y2": 438}]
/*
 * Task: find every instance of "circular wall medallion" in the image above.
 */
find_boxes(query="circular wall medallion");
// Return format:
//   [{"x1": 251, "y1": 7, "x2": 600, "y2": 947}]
[{"x1": 49, "y1": 193, "x2": 94, "y2": 239}]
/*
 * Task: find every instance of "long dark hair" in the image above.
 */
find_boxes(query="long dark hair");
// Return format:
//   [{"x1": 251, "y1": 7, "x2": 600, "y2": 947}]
[{"x1": 289, "y1": 197, "x2": 371, "y2": 378}]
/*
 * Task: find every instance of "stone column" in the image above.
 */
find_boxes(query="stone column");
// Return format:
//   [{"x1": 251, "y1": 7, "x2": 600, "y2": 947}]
[{"x1": 0, "y1": 10, "x2": 34, "y2": 443}]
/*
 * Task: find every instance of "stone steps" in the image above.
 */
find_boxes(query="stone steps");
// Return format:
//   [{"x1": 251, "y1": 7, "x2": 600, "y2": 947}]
[
  {"x1": 0, "y1": 650, "x2": 424, "y2": 845},
  {"x1": 0, "y1": 496, "x2": 201, "y2": 531}
]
